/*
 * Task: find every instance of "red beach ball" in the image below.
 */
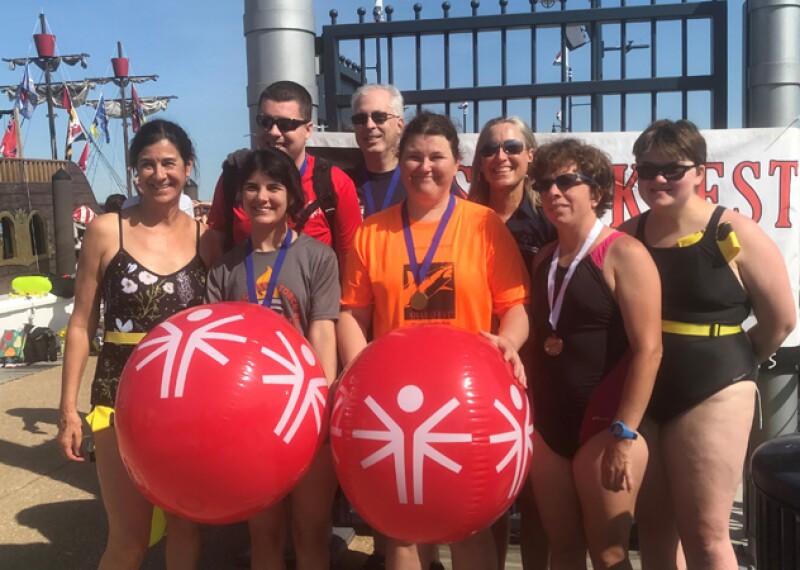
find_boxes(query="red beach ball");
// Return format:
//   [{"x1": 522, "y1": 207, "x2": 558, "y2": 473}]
[
  {"x1": 115, "y1": 302, "x2": 328, "y2": 524},
  {"x1": 330, "y1": 324, "x2": 532, "y2": 543}
]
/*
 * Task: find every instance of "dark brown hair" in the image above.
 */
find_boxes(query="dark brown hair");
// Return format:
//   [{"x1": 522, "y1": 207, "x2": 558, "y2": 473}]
[
  {"x1": 632, "y1": 119, "x2": 706, "y2": 166},
  {"x1": 531, "y1": 138, "x2": 614, "y2": 218},
  {"x1": 258, "y1": 80, "x2": 313, "y2": 122},
  {"x1": 398, "y1": 111, "x2": 461, "y2": 160},
  {"x1": 238, "y1": 148, "x2": 306, "y2": 220}
]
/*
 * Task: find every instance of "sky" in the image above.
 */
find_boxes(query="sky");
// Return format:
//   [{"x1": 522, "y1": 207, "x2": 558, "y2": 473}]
[{"x1": 1, "y1": 0, "x2": 745, "y2": 202}]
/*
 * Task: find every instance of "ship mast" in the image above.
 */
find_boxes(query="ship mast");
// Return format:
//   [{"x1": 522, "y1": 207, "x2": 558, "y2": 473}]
[{"x1": 1, "y1": 13, "x2": 90, "y2": 160}]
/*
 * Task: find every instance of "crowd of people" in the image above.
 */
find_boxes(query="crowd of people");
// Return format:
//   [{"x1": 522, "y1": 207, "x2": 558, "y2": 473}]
[{"x1": 57, "y1": 80, "x2": 795, "y2": 570}]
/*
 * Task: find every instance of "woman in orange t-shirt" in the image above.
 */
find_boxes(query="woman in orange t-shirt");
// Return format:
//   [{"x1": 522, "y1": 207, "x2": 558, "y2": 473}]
[{"x1": 338, "y1": 111, "x2": 529, "y2": 570}]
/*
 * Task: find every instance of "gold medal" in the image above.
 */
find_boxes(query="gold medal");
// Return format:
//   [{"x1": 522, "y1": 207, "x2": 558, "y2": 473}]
[
  {"x1": 410, "y1": 290, "x2": 429, "y2": 311},
  {"x1": 543, "y1": 334, "x2": 564, "y2": 356}
]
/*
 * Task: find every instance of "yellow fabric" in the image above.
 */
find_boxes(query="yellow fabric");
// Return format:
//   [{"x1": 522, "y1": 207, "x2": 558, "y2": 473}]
[
  {"x1": 85, "y1": 405, "x2": 114, "y2": 433},
  {"x1": 104, "y1": 331, "x2": 146, "y2": 345},
  {"x1": 676, "y1": 231, "x2": 704, "y2": 247},
  {"x1": 149, "y1": 507, "x2": 167, "y2": 547},
  {"x1": 662, "y1": 320, "x2": 742, "y2": 337},
  {"x1": 717, "y1": 230, "x2": 741, "y2": 263}
]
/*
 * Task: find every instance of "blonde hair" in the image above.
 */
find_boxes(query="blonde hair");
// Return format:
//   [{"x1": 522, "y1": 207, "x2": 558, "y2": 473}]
[{"x1": 468, "y1": 116, "x2": 537, "y2": 207}]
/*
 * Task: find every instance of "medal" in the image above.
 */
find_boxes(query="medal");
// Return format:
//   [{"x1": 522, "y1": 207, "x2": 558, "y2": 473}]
[
  {"x1": 545, "y1": 219, "x2": 604, "y2": 356},
  {"x1": 543, "y1": 334, "x2": 564, "y2": 356},
  {"x1": 401, "y1": 195, "x2": 456, "y2": 312},
  {"x1": 410, "y1": 290, "x2": 429, "y2": 311}
]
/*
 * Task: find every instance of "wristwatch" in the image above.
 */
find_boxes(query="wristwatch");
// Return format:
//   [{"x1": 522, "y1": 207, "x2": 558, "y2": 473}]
[{"x1": 610, "y1": 421, "x2": 638, "y2": 440}]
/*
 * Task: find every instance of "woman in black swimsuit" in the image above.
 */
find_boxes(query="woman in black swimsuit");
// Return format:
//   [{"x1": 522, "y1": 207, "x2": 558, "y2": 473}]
[
  {"x1": 621, "y1": 120, "x2": 795, "y2": 569},
  {"x1": 58, "y1": 120, "x2": 221, "y2": 569},
  {"x1": 528, "y1": 139, "x2": 662, "y2": 570}
]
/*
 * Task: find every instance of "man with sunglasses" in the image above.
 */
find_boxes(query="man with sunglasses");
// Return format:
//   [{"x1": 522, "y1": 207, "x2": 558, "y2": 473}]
[
  {"x1": 207, "y1": 80, "x2": 362, "y2": 265},
  {"x1": 351, "y1": 84, "x2": 465, "y2": 218}
]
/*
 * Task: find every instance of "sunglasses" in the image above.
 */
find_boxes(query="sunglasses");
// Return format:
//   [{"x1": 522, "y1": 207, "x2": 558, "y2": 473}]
[
  {"x1": 351, "y1": 111, "x2": 400, "y2": 126},
  {"x1": 636, "y1": 162, "x2": 698, "y2": 181},
  {"x1": 479, "y1": 139, "x2": 526, "y2": 158},
  {"x1": 256, "y1": 114, "x2": 309, "y2": 133},
  {"x1": 533, "y1": 172, "x2": 596, "y2": 193}
]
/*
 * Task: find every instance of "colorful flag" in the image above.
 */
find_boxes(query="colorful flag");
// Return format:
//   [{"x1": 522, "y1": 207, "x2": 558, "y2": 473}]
[
  {"x1": 553, "y1": 51, "x2": 562, "y2": 65},
  {"x1": 1, "y1": 120, "x2": 18, "y2": 158},
  {"x1": 78, "y1": 142, "x2": 89, "y2": 172},
  {"x1": 65, "y1": 106, "x2": 86, "y2": 161},
  {"x1": 131, "y1": 85, "x2": 146, "y2": 133},
  {"x1": 14, "y1": 64, "x2": 38, "y2": 120},
  {"x1": 90, "y1": 93, "x2": 111, "y2": 143}
]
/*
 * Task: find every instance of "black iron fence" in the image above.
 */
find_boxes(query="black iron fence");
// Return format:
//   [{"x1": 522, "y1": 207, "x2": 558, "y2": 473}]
[{"x1": 318, "y1": 0, "x2": 727, "y2": 133}]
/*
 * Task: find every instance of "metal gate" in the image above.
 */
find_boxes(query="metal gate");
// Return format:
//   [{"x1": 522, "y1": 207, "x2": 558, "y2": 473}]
[{"x1": 318, "y1": 0, "x2": 727, "y2": 133}]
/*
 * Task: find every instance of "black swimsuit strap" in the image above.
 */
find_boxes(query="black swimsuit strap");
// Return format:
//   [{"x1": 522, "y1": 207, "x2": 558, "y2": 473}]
[
  {"x1": 117, "y1": 212, "x2": 124, "y2": 250},
  {"x1": 703, "y1": 206, "x2": 726, "y2": 241},
  {"x1": 634, "y1": 210, "x2": 651, "y2": 242},
  {"x1": 194, "y1": 220, "x2": 201, "y2": 255}
]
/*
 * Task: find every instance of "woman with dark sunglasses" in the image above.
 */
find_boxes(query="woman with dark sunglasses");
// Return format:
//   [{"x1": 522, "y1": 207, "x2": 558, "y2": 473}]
[
  {"x1": 527, "y1": 138, "x2": 662, "y2": 569},
  {"x1": 339, "y1": 111, "x2": 530, "y2": 570},
  {"x1": 469, "y1": 117, "x2": 555, "y2": 570},
  {"x1": 620, "y1": 120, "x2": 795, "y2": 569}
]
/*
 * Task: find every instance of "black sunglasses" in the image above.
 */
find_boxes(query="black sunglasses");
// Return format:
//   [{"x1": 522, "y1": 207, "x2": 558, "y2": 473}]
[
  {"x1": 351, "y1": 111, "x2": 400, "y2": 126},
  {"x1": 256, "y1": 114, "x2": 309, "y2": 133},
  {"x1": 479, "y1": 139, "x2": 526, "y2": 158},
  {"x1": 533, "y1": 173, "x2": 597, "y2": 193},
  {"x1": 636, "y1": 162, "x2": 698, "y2": 181}
]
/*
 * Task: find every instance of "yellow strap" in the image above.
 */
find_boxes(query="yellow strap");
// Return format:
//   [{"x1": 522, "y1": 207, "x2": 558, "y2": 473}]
[
  {"x1": 717, "y1": 230, "x2": 741, "y2": 263},
  {"x1": 676, "y1": 230, "x2": 704, "y2": 247},
  {"x1": 104, "y1": 331, "x2": 146, "y2": 345},
  {"x1": 85, "y1": 405, "x2": 114, "y2": 433},
  {"x1": 662, "y1": 320, "x2": 742, "y2": 337}
]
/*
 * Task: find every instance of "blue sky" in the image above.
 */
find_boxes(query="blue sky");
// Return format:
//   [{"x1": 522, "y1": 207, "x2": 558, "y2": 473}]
[{"x1": 1, "y1": 1, "x2": 744, "y2": 201}]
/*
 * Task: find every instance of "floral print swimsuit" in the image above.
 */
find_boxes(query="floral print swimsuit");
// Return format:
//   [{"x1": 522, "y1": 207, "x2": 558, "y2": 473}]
[{"x1": 90, "y1": 215, "x2": 207, "y2": 408}]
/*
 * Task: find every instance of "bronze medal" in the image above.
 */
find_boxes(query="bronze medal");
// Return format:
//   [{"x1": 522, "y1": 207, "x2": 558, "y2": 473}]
[
  {"x1": 543, "y1": 334, "x2": 564, "y2": 356},
  {"x1": 410, "y1": 290, "x2": 429, "y2": 311}
]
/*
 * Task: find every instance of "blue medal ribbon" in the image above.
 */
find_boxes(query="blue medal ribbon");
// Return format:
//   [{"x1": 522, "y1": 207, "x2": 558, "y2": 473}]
[
  {"x1": 363, "y1": 167, "x2": 401, "y2": 216},
  {"x1": 401, "y1": 195, "x2": 456, "y2": 288},
  {"x1": 298, "y1": 155, "x2": 309, "y2": 177},
  {"x1": 245, "y1": 230, "x2": 293, "y2": 310}
]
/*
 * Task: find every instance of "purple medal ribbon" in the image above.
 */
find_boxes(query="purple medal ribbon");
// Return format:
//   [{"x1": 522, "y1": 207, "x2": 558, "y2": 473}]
[
  {"x1": 363, "y1": 167, "x2": 401, "y2": 216},
  {"x1": 244, "y1": 230, "x2": 292, "y2": 310},
  {"x1": 401, "y1": 195, "x2": 456, "y2": 289}
]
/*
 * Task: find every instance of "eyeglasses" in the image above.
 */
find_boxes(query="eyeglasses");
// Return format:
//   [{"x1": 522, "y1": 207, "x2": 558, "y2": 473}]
[
  {"x1": 479, "y1": 139, "x2": 526, "y2": 158},
  {"x1": 256, "y1": 114, "x2": 309, "y2": 133},
  {"x1": 351, "y1": 111, "x2": 399, "y2": 126},
  {"x1": 636, "y1": 162, "x2": 698, "y2": 181},
  {"x1": 533, "y1": 172, "x2": 596, "y2": 193}
]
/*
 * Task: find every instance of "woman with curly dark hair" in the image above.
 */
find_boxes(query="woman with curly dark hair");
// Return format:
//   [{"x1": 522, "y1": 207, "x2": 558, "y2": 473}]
[{"x1": 526, "y1": 138, "x2": 662, "y2": 569}]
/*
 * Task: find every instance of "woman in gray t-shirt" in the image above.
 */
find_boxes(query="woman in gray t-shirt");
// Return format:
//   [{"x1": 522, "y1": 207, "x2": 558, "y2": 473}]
[{"x1": 205, "y1": 147, "x2": 340, "y2": 570}]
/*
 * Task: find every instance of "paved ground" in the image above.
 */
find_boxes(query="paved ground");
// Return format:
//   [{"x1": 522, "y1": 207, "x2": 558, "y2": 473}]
[{"x1": 0, "y1": 360, "x2": 754, "y2": 569}]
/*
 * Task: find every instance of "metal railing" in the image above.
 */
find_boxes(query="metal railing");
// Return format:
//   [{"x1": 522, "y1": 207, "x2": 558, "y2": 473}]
[{"x1": 319, "y1": 0, "x2": 727, "y2": 133}]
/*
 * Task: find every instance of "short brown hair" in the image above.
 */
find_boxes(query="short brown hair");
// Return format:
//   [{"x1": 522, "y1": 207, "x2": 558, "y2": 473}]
[
  {"x1": 398, "y1": 111, "x2": 460, "y2": 161},
  {"x1": 258, "y1": 81, "x2": 313, "y2": 122},
  {"x1": 632, "y1": 119, "x2": 706, "y2": 166},
  {"x1": 531, "y1": 138, "x2": 614, "y2": 218}
]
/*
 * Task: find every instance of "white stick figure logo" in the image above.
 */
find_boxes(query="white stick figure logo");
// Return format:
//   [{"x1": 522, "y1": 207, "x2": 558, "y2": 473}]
[
  {"x1": 261, "y1": 331, "x2": 327, "y2": 444},
  {"x1": 135, "y1": 308, "x2": 247, "y2": 398},
  {"x1": 352, "y1": 385, "x2": 472, "y2": 505},
  {"x1": 489, "y1": 385, "x2": 533, "y2": 499}
]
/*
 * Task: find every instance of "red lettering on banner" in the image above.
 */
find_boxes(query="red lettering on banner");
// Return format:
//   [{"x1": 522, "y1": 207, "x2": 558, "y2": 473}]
[
  {"x1": 611, "y1": 164, "x2": 640, "y2": 227},
  {"x1": 769, "y1": 160, "x2": 796, "y2": 228},
  {"x1": 700, "y1": 163, "x2": 723, "y2": 203},
  {"x1": 732, "y1": 162, "x2": 762, "y2": 222}
]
